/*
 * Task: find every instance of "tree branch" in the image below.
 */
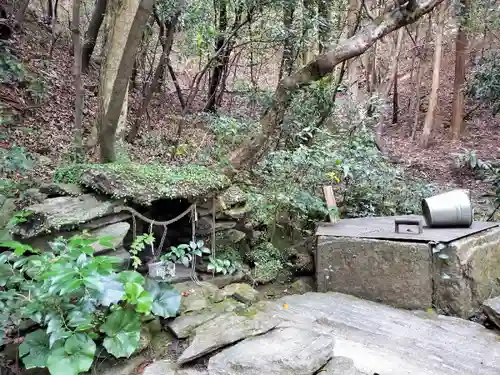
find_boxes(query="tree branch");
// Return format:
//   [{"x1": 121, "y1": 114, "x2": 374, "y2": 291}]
[{"x1": 228, "y1": 0, "x2": 446, "y2": 172}]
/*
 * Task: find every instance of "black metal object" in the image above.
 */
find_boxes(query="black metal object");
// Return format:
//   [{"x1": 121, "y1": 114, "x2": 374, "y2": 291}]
[{"x1": 394, "y1": 218, "x2": 423, "y2": 234}]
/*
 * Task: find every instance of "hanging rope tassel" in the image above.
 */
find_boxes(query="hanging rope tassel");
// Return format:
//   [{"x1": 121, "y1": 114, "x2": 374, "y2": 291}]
[{"x1": 190, "y1": 203, "x2": 202, "y2": 286}]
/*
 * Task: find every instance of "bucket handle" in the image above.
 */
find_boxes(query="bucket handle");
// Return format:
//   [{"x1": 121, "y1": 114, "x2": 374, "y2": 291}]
[{"x1": 394, "y1": 218, "x2": 423, "y2": 234}]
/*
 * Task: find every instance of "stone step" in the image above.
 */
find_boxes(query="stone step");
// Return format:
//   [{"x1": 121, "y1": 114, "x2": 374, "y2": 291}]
[{"x1": 171, "y1": 292, "x2": 500, "y2": 375}]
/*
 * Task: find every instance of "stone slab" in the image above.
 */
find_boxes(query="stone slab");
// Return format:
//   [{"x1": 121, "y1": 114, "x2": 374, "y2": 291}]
[
  {"x1": 207, "y1": 326, "x2": 335, "y2": 375},
  {"x1": 270, "y1": 292, "x2": 500, "y2": 375},
  {"x1": 316, "y1": 215, "x2": 498, "y2": 243}
]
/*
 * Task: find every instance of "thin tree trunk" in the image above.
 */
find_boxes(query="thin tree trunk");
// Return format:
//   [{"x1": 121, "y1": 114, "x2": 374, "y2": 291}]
[
  {"x1": 47, "y1": 0, "x2": 53, "y2": 24},
  {"x1": 127, "y1": 5, "x2": 182, "y2": 142},
  {"x1": 82, "y1": 0, "x2": 107, "y2": 73},
  {"x1": 317, "y1": 0, "x2": 331, "y2": 54},
  {"x1": 421, "y1": 2, "x2": 445, "y2": 148},
  {"x1": 411, "y1": 15, "x2": 432, "y2": 139},
  {"x1": 228, "y1": 0, "x2": 445, "y2": 172},
  {"x1": 451, "y1": 0, "x2": 470, "y2": 138},
  {"x1": 72, "y1": 0, "x2": 84, "y2": 160},
  {"x1": 392, "y1": 67, "x2": 399, "y2": 124},
  {"x1": 15, "y1": 0, "x2": 31, "y2": 28},
  {"x1": 279, "y1": 4, "x2": 295, "y2": 80},
  {"x1": 205, "y1": 0, "x2": 228, "y2": 112}
]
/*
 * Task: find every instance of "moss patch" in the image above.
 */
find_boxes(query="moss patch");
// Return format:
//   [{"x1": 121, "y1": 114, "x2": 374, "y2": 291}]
[{"x1": 54, "y1": 162, "x2": 230, "y2": 204}]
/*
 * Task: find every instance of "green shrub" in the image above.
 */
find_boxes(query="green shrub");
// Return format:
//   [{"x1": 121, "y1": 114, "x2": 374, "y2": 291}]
[{"x1": 0, "y1": 234, "x2": 181, "y2": 375}]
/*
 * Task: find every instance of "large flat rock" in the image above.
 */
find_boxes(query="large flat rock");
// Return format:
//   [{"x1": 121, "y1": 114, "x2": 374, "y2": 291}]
[
  {"x1": 270, "y1": 292, "x2": 500, "y2": 375},
  {"x1": 11, "y1": 194, "x2": 122, "y2": 238},
  {"x1": 177, "y1": 303, "x2": 280, "y2": 365},
  {"x1": 207, "y1": 326, "x2": 335, "y2": 375}
]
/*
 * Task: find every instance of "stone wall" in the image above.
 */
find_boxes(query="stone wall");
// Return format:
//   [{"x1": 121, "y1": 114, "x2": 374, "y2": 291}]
[
  {"x1": 317, "y1": 227, "x2": 500, "y2": 318},
  {"x1": 1, "y1": 182, "x2": 314, "y2": 285}
]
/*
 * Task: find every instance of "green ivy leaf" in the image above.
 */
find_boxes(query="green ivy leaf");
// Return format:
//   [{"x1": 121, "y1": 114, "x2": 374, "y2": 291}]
[
  {"x1": 100, "y1": 308, "x2": 141, "y2": 358},
  {"x1": 144, "y1": 278, "x2": 181, "y2": 318},
  {"x1": 19, "y1": 329, "x2": 52, "y2": 368},
  {"x1": 46, "y1": 333, "x2": 96, "y2": 375}
]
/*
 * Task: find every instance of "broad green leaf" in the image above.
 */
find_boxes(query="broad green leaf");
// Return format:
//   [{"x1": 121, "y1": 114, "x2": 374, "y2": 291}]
[
  {"x1": 100, "y1": 308, "x2": 141, "y2": 358},
  {"x1": 47, "y1": 334, "x2": 95, "y2": 375},
  {"x1": 98, "y1": 275, "x2": 125, "y2": 306},
  {"x1": 119, "y1": 271, "x2": 145, "y2": 285},
  {"x1": 0, "y1": 263, "x2": 13, "y2": 286},
  {"x1": 19, "y1": 329, "x2": 52, "y2": 368},
  {"x1": 46, "y1": 315, "x2": 71, "y2": 348},
  {"x1": 67, "y1": 310, "x2": 94, "y2": 331},
  {"x1": 135, "y1": 291, "x2": 153, "y2": 314},
  {"x1": 144, "y1": 279, "x2": 181, "y2": 318},
  {"x1": 125, "y1": 282, "x2": 144, "y2": 303},
  {"x1": 47, "y1": 333, "x2": 96, "y2": 375}
]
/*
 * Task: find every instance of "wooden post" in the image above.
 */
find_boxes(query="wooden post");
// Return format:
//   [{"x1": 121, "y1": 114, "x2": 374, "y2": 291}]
[{"x1": 323, "y1": 185, "x2": 340, "y2": 223}]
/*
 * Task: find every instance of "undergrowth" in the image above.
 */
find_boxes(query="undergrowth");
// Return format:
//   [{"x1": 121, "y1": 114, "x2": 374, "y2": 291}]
[{"x1": 0, "y1": 234, "x2": 181, "y2": 375}]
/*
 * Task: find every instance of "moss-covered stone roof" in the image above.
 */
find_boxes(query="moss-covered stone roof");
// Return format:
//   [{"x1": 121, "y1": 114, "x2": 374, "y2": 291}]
[{"x1": 54, "y1": 162, "x2": 231, "y2": 205}]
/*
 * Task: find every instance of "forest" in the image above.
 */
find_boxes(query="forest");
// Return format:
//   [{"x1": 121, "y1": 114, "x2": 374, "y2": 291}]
[
  {"x1": 1, "y1": 0, "x2": 500, "y2": 374},
  {"x1": 1, "y1": 0, "x2": 499, "y2": 220}
]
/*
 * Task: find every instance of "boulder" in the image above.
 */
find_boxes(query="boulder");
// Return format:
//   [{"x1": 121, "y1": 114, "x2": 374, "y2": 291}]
[
  {"x1": 177, "y1": 303, "x2": 280, "y2": 364},
  {"x1": 287, "y1": 244, "x2": 314, "y2": 273},
  {"x1": 11, "y1": 194, "x2": 122, "y2": 238},
  {"x1": 168, "y1": 298, "x2": 246, "y2": 339},
  {"x1": 224, "y1": 205, "x2": 250, "y2": 220},
  {"x1": 39, "y1": 183, "x2": 84, "y2": 197},
  {"x1": 207, "y1": 326, "x2": 335, "y2": 375},
  {"x1": 0, "y1": 196, "x2": 15, "y2": 241},
  {"x1": 219, "y1": 186, "x2": 246, "y2": 208},
  {"x1": 20, "y1": 188, "x2": 48, "y2": 206},
  {"x1": 216, "y1": 229, "x2": 246, "y2": 244},
  {"x1": 267, "y1": 292, "x2": 500, "y2": 375},
  {"x1": 322, "y1": 357, "x2": 365, "y2": 375},
  {"x1": 289, "y1": 276, "x2": 315, "y2": 294},
  {"x1": 198, "y1": 270, "x2": 245, "y2": 288},
  {"x1": 218, "y1": 283, "x2": 260, "y2": 304},
  {"x1": 482, "y1": 296, "x2": 500, "y2": 328},
  {"x1": 196, "y1": 218, "x2": 236, "y2": 235},
  {"x1": 143, "y1": 360, "x2": 208, "y2": 375},
  {"x1": 174, "y1": 281, "x2": 221, "y2": 314},
  {"x1": 91, "y1": 222, "x2": 130, "y2": 254},
  {"x1": 78, "y1": 164, "x2": 230, "y2": 205}
]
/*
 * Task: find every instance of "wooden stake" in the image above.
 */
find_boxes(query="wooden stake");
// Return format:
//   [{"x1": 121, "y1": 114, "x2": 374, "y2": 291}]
[{"x1": 323, "y1": 185, "x2": 340, "y2": 223}]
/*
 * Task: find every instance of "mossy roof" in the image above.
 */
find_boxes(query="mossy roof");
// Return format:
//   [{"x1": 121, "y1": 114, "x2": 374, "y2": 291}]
[{"x1": 54, "y1": 162, "x2": 231, "y2": 205}]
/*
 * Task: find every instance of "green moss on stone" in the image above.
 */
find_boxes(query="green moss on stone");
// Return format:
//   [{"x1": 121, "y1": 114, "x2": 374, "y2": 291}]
[{"x1": 54, "y1": 162, "x2": 230, "y2": 204}]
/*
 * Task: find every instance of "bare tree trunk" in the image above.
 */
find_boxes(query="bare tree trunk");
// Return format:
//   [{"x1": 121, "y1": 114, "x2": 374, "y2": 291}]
[
  {"x1": 411, "y1": 14, "x2": 432, "y2": 139},
  {"x1": 375, "y1": 27, "x2": 404, "y2": 152},
  {"x1": 317, "y1": 0, "x2": 331, "y2": 53},
  {"x1": 47, "y1": 0, "x2": 53, "y2": 24},
  {"x1": 15, "y1": 0, "x2": 31, "y2": 28},
  {"x1": 451, "y1": 0, "x2": 470, "y2": 138},
  {"x1": 302, "y1": 0, "x2": 316, "y2": 65},
  {"x1": 228, "y1": 0, "x2": 446, "y2": 172},
  {"x1": 346, "y1": 0, "x2": 360, "y2": 98},
  {"x1": 205, "y1": 0, "x2": 228, "y2": 112},
  {"x1": 72, "y1": 0, "x2": 84, "y2": 160},
  {"x1": 420, "y1": 2, "x2": 445, "y2": 148},
  {"x1": 278, "y1": 4, "x2": 295, "y2": 80},
  {"x1": 98, "y1": 0, "x2": 155, "y2": 163},
  {"x1": 82, "y1": 0, "x2": 107, "y2": 73},
  {"x1": 127, "y1": 4, "x2": 183, "y2": 142}
]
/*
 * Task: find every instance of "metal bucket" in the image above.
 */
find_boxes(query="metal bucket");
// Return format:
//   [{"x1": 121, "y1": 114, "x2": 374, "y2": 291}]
[{"x1": 421, "y1": 189, "x2": 473, "y2": 228}]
